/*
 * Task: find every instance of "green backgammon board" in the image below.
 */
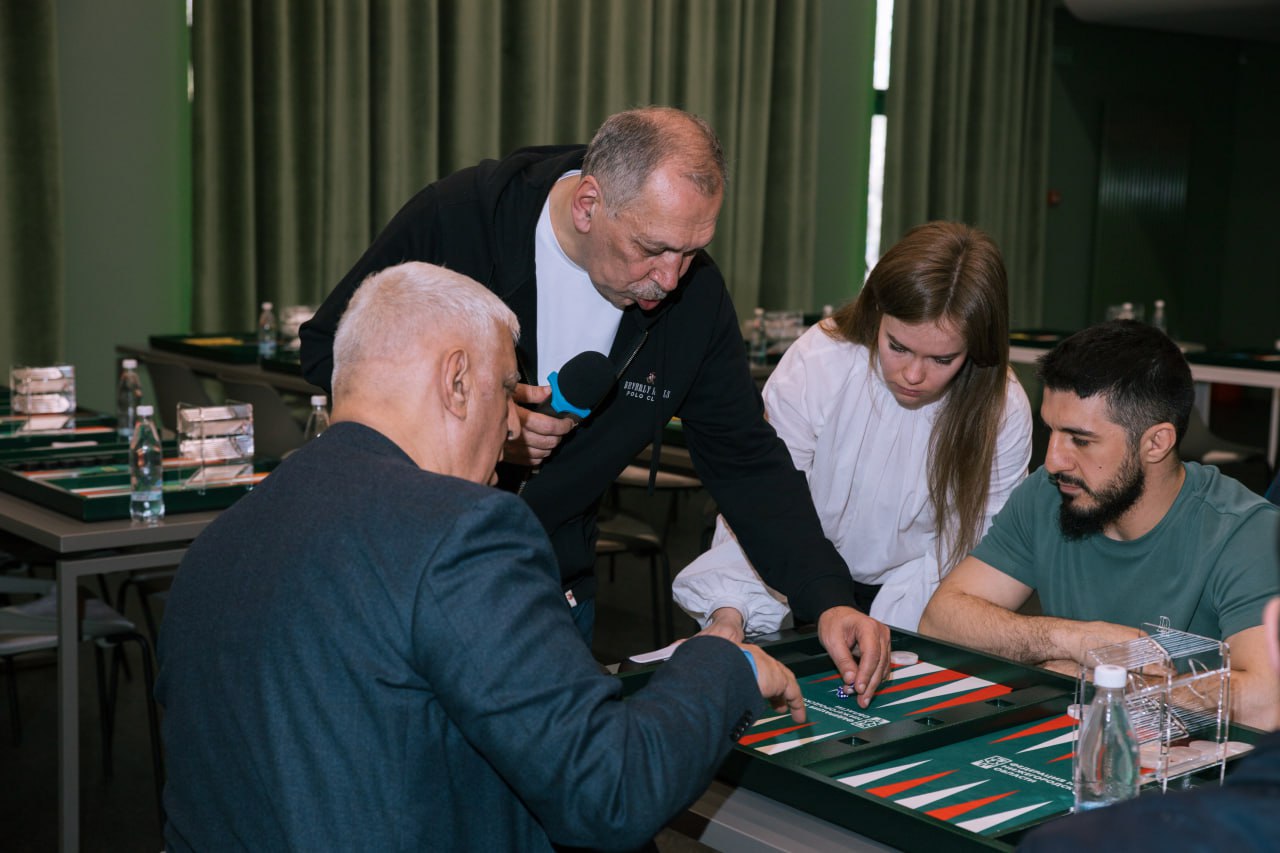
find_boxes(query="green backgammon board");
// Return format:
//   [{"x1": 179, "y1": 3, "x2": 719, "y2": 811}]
[
  {"x1": 619, "y1": 630, "x2": 1262, "y2": 852},
  {"x1": 0, "y1": 411, "x2": 119, "y2": 449},
  {"x1": 149, "y1": 332, "x2": 260, "y2": 363},
  {"x1": 0, "y1": 445, "x2": 273, "y2": 521}
]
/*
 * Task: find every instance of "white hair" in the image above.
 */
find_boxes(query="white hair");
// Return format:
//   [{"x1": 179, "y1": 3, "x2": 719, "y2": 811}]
[{"x1": 332, "y1": 262, "x2": 519, "y2": 399}]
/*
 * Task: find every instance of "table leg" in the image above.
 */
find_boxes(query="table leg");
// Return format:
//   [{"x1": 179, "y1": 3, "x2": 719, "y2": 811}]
[
  {"x1": 57, "y1": 547, "x2": 192, "y2": 853},
  {"x1": 56, "y1": 563, "x2": 80, "y2": 853}
]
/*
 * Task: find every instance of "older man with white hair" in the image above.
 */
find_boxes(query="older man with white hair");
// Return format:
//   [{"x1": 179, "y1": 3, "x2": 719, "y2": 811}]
[{"x1": 157, "y1": 261, "x2": 804, "y2": 852}]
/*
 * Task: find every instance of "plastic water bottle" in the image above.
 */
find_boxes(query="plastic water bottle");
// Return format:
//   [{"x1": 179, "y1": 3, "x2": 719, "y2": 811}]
[
  {"x1": 749, "y1": 307, "x2": 769, "y2": 366},
  {"x1": 129, "y1": 404, "x2": 165, "y2": 525},
  {"x1": 257, "y1": 301, "x2": 278, "y2": 359},
  {"x1": 303, "y1": 394, "x2": 330, "y2": 441},
  {"x1": 116, "y1": 358, "x2": 143, "y2": 439},
  {"x1": 1073, "y1": 664, "x2": 1140, "y2": 812},
  {"x1": 1151, "y1": 299, "x2": 1167, "y2": 335}
]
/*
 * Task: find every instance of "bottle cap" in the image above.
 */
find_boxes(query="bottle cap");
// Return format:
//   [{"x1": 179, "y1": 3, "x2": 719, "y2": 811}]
[
  {"x1": 310, "y1": 395, "x2": 327, "y2": 406},
  {"x1": 262, "y1": 301, "x2": 273, "y2": 310},
  {"x1": 121, "y1": 358, "x2": 138, "y2": 369},
  {"x1": 137, "y1": 404, "x2": 154, "y2": 417},
  {"x1": 1094, "y1": 664, "x2": 1128, "y2": 689}
]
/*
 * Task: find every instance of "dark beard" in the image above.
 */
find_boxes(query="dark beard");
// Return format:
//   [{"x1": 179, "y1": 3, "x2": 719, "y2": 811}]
[{"x1": 1054, "y1": 453, "x2": 1146, "y2": 541}]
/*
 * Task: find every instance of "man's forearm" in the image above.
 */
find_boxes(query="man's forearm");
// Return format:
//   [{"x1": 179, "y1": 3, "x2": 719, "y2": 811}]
[
  {"x1": 919, "y1": 592, "x2": 1139, "y2": 665},
  {"x1": 1230, "y1": 669, "x2": 1280, "y2": 731}
]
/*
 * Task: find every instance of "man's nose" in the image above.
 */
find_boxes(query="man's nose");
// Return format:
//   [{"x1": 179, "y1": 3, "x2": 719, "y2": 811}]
[
  {"x1": 1044, "y1": 433, "x2": 1069, "y2": 472},
  {"x1": 653, "y1": 254, "x2": 682, "y2": 291}
]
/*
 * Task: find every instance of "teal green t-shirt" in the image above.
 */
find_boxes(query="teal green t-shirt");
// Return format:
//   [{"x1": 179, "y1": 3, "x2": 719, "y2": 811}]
[{"x1": 972, "y1": 462, "x2": 1280, "y2": 640}]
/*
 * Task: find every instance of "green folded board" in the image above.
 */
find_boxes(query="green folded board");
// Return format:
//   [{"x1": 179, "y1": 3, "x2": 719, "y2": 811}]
[
  {"x1": 618, "y1": 630, "x2": 1262, "y2": 852},
  {"x1": 149, "y1": 333, "x2": 259, "y2": 364},
  {"x1": 0, "y1": 446, "x2": 274, "y2": 521}
]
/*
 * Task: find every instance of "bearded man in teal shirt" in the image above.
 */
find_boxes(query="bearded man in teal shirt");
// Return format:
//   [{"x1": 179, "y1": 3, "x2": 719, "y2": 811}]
[{"x1": 920, "y1": 320, "x2": 1280, "y2": 730}]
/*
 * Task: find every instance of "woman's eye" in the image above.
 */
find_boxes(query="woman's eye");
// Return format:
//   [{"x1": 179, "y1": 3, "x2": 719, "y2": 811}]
[{"x1": 889, "y1": 342, "x2": 907, "y2": 354}]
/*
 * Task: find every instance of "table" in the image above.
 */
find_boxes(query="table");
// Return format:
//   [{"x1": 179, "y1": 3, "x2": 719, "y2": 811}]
[
  {"x1": 673, "y1": 780, "x2": 897, "y2": 851},
  {"x1": 1010, "y1": 344, "x2": 1280, "y2": 469},
  {"x1": 0, "y1": 489, "x2": 221, "y2": 852},
  {"x1": 116, "y1": 342, "x2": 321, "y2": 396},
  {"x1": 620, "y1": 629, "x2": 1262, "y2": 852}
]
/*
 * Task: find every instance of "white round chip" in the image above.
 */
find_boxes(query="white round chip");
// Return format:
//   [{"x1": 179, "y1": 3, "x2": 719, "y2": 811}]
[
  {"x1": 890, "y1": 651, "x2": 919, "y2": 666},
  {"x1": 1066, "y1": 703, "x2": 1083, "y2": 720}
]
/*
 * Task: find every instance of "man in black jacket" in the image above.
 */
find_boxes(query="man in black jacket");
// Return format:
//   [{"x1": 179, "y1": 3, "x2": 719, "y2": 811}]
[{"x1": 301, "y1": 106, "x2": 889, "y2": 703}]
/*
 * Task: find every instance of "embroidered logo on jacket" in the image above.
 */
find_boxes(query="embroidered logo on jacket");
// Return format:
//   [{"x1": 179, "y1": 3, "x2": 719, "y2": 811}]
[{"x1": 623, "y1": 379, "x2": 671, "y2": 403}]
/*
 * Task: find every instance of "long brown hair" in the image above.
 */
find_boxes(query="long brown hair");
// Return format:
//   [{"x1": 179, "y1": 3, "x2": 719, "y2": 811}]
[{"x1": 826, "y1": 221, "x2": 1011, "y2": 573}]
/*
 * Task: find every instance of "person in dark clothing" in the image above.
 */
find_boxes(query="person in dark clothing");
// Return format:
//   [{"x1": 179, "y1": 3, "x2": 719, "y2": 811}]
[
  {"x1": 1018, "y1": 589, "x2": 1280, "y2": 851},
  {"x1": 157, "y1": 261, "x2": 806, "y2": 852},
  {"x1": 301, "y1": 105, "x2": 890, "y2": 703}
]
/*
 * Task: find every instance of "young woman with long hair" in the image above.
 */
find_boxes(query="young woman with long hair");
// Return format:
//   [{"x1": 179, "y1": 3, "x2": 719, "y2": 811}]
[{"x1": 674, "y1": 221, "x2": 1033, "y2": 633}]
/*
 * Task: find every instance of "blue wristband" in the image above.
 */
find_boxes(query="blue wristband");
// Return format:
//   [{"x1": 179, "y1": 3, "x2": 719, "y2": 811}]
[{"x1": 741, "y1": 649, "x2": 758, "y2": 678}]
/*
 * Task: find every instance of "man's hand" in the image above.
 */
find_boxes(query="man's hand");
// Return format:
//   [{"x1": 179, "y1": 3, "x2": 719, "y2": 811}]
[
  {"x1": 740, "y1": 643, "x2": 806, "y2": 723},
  {"x1": 1039, "y1": 659, "x2": 1081, "y2": 677},
  {"x1": 817, "y1": 606, "x2": 892, "y2": 709},
  {"x1": 699, "y1": 607, "x2": 746, "y2": 644},
  {"x1": 1062, "y1": 621, "x2": 1147, "y2": 665},
  {"x1": 504, "y1": 384, "x2": 576, "y2": 466}
]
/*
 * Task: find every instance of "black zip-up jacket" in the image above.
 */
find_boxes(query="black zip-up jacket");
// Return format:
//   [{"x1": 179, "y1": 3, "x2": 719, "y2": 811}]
[{"x1": 300, "y1": 146, "x2": 858, "y2": 619}]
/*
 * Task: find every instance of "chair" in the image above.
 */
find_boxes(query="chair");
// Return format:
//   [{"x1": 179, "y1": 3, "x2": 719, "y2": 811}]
[
  {"x1": 114, "y1": 567, "x2": 177, "y2": 650},
  {"x1": 1181, "y1": 408, "x2": 1271, "y2": 495},
  {"x1": 595, "y1": 509, "x2": 672, "y2": 648},
  {"x1": 0, "y1": 575, "x2": 165, "y2": 826},
  {"x1": 139, "y1": 355, "x2": 216, "y2": 433},
  {"x1": 218, "y1": 376, "x2": 306, "y2": 460},
  {"x1": 611, "y1": 463, "x2": 703, "y2": 546}
]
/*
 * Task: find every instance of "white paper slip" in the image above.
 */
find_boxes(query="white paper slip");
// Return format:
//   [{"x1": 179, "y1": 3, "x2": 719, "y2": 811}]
[{"x1": 628, "y1": 639, "x2": 685, "y2": 665}]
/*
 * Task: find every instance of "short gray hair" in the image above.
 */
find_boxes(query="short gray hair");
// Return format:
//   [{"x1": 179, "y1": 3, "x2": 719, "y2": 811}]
[
  {"x1": 582, "y1": 106, "x2": 726, "y2": 214},
  {"x1": 332, "y1": 262, "x2": 519, "y2": 399}
]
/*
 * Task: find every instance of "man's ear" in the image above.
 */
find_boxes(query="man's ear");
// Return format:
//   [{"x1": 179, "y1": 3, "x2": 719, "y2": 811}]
[
  {"x1": 1140, "y1": 421, "x2": 1178, "y2": 464},
  {"x1": 441, "y1": 347, "x2": 470, "y2": 419},
  {"x1": 570, "y1": 175, "x2": 603, "y2": 234}
]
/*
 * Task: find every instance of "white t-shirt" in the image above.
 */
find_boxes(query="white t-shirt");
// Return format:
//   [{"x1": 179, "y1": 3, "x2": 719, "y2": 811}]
[
  {"x1": 533, "y1": 172, "x2": 622, "y2": 384},
  {"x1": 672, "y1": 320, "x2": 1033, "y2": 631}
]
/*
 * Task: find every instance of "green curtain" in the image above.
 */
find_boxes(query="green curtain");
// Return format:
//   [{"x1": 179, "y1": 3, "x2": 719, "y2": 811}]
[
  {"x1": 881, "y1": 0, "x2": 1054, "y2": 327},
  {"x1": 192, "y1": 0, "x2": 824, "y2": 331},
  {"x1": 0, "y1": 1, "x2": 63, "y2": 367}
]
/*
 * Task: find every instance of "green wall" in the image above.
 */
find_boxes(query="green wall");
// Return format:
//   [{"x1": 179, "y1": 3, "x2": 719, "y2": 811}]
[
  {"x1": 56, "y1": 0, "x2": 191, "y2": 411},
  {"x1": 1044, "y1": 11, "x2": 1280, "y2": 350}
]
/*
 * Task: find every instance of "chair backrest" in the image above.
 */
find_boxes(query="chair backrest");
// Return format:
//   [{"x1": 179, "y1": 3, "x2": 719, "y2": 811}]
[
  {"x1": 217, "y1": 376, "x2": 305, "y2": 461},
  {"x1": 139, "y1": 357, "x2": 216, "y2": 432},
  {"x1": 1180, "y1": 407, "x2": 1263, "y2": 464}
]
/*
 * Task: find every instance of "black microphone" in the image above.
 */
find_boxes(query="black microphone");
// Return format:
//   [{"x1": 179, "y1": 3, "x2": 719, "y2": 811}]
[{"x1": 534, "y1": 351, "x2": 615, "y2": 423}]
